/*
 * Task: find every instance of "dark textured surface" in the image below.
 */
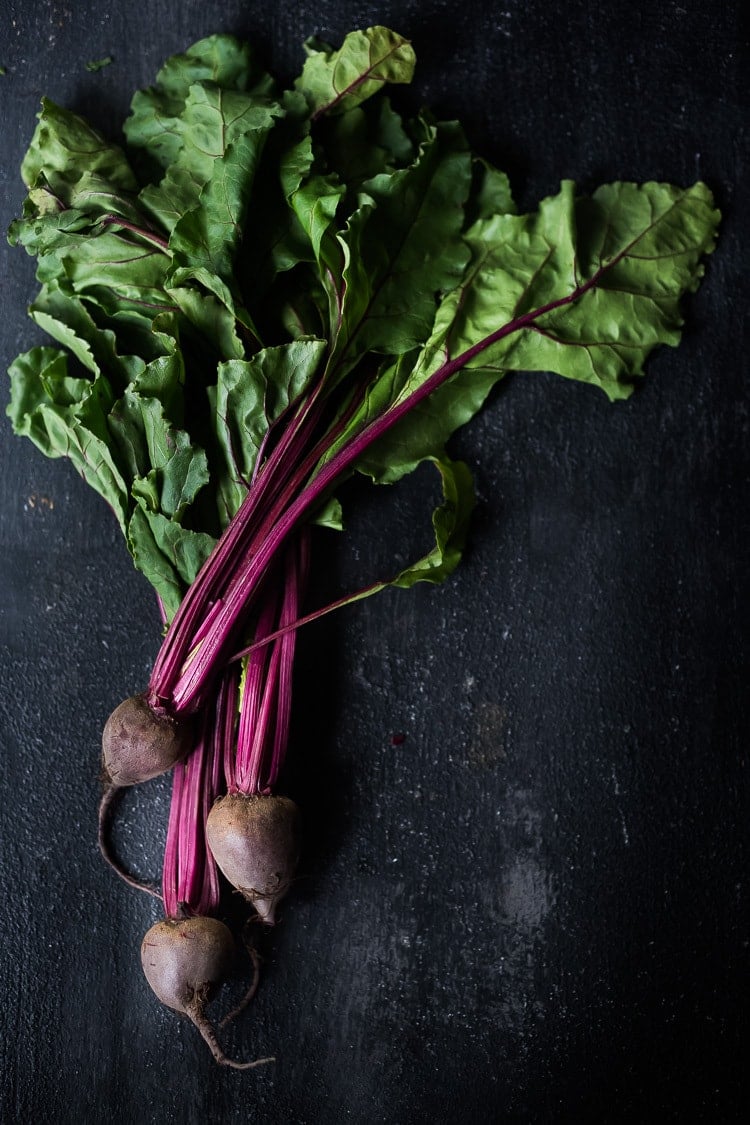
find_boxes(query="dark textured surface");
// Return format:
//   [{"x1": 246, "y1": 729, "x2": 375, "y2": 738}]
[{"x1": 0, "y1": 2, "x2": 747, "y2": 1121}]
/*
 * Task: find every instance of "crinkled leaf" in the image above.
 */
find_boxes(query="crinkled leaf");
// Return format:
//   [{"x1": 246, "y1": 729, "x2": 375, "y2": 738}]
[
  {"x1": 138, "y1": 165, "x2": 203, "y2": 235},
  {"x1": 175, "y1": 85, "x2": 283, "y2": 184},
  {"x1": 124, "y1": 34, "x2": 272, "y2": 173},
  {"x1": 389, "y1": 455, "x2": 475, "y2": 587},
  {"x1": 296, "y1": 26, "x2": 415, "y2": 119},
  {"x1": 131, "y1": 444, "x2": 210, "y2": 520},
  {"x1": 131, "y1": 82, "x2": 283, "y2": 263},
  {"x1": 170, "y1": 124, "x2": 282, "y2": 280},
  {"x1": 127, "y1": 505, "x2": 216, "y2": 622},
  {"x1": 7, "y1": 347, "x2": 130, "y2": 530},
  {"x1": 21, "y1": 98, "x2": 137, "y2": 197},
  {"x1": 30, "y1": 286, "x2": 113, "y2": 375}
]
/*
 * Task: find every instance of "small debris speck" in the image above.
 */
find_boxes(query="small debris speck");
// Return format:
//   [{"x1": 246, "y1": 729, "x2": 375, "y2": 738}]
[{"x1": 85, "y1": 56, "x2": 113, "y2": 72}]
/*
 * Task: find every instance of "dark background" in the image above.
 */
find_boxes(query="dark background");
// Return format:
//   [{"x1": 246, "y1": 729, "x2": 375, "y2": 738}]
[{"x1": 0, "y1": 1, "x2": 747, "y2": 1122}]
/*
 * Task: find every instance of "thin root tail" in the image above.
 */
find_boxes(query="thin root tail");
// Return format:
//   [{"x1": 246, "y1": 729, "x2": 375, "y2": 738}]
[
  {"x1": 186, "y1": 998, "x2": 274, "y2": 1070},
  {"x1": 220, "y1": 947, "x2": 262, "y2": 1028},
  {"x1": 97, "y1": 783, "x2": 163, "y2": 900}
]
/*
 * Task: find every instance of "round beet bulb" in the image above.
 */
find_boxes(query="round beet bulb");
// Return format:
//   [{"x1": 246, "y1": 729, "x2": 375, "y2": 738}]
[
  {"x1": 102, "y1": 693, "x2": 192, "y2": 787},
  {"x1": 206, "y1": 794, "x2": 300, "y2": 925},
  {"x1": 141, "y1": 916, "x2": 273, "y2": 1070}
]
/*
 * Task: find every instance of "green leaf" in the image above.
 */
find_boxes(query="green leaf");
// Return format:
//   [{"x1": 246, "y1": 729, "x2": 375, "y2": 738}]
[
  {"x1": 21, "y1": 98, "x2": 137, "y2": 197},
  {"x1": 7, "y1": 347, "x2": 130, "y2": 530},
  {"x1": 327, "y1": 121, "x2": 472, "y2": 377},
  {"x1": 138, "y1": 166, "x2": 203, "y2": 234},
  {"x1": 351, "y1": 353, "x2": 505, "y2": 485},
  {"x1": 296, "y1": 26, "x2": 415, "y2": 119},
  {"x1": 412, "y1": 180, "x2": 720, "y2": 401},
  {"x1": 152, "y1": 88, "x2": 284, "y2": 279},
  {"x1": 166, "y1": 266, "x2": 250, "y2": 360},
  {"x1": 298, "y1": 455, "x2": 474, "y2": 626},
  {"x1": 311, "y1": 494, "x2": 343, "y2": 531},
  {"x1": 34, "y1": 228, "x2": 171, "y2": 306},
  {"x1": 315, "y1": 97, "x2": 415, "y2": 191},
  {"x1": 389, "y1": 455, "x2": 475, "y2": 588},
  {"x1": 169, "y1": 132, "x2": 273, "y2": 280},
  {"x1": 468, "y1": 156, "x2": 517, "y2": 223},
  {"x1": 124, "y1": 34, "x2": 273, "y2": 173},
  {"x1": 127, "y1": 504, "x2": 215, "y2": 622},
  {"x1": 30, "y1": 283, "x2": 118, "y2": 374}
]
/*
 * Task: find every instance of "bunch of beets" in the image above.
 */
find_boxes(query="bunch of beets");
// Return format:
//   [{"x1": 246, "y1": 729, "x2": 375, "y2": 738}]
[{"x1": 7, "y1": 26, "x2": 719, "y2": 1065}]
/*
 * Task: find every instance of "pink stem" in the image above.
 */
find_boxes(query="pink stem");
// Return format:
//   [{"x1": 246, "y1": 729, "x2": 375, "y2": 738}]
[
  {"x1": 149, "y1": 379, "x2": 329, "y2": 704},
  {"x1": 234, "y1": 583, "x2": 281, "y2": 793},
  {"x1": 162, "y1": 703, "x2": 224, "y2": 918},
  {"x1": 264, "y1": 530, "x2": 310, "y2": 792}
]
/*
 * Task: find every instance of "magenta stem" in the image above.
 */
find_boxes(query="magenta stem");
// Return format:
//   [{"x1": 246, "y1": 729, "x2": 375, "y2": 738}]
[
  {"x1": 234, "y1": 584, "x2": 280, "y2": 793},
  {"x1": 230, "y1": 531, "x2": 310, "y2": 795},
  {"x1": 162, "y1": 700, "x2": 224, "y2": 918},
  {"x1": 231, "y1": 575, "x2": 383, "y2": 662},
  {"x1": 100, "y1": 214, "x2": 171, "y2": 252},
  {"x1": 265, "y1": 529, "x2": 310, "y2": 792},
  {"x1": 219, "y1": 665, "x2": 240, "y2": 793},
  {"x1": 148, "y1": 377, "x2": 330, "y2": 706}
]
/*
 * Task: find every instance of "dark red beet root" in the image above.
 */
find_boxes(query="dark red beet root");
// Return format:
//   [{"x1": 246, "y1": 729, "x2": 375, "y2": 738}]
[
  {"x1": 206, "y1": 794, "x2": 300, "y2": 925},
  {"x1": 141, "y1": 916, "x2": 274, "y2": 1070},
  {"x1": 102, "y1": 693, "x2": 191, "y2": 787}
]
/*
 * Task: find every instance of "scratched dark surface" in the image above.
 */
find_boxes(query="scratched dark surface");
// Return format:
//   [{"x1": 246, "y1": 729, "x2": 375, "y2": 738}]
[{"x1": 0, "y1": 2, "x2": 747, "y2": 1122}]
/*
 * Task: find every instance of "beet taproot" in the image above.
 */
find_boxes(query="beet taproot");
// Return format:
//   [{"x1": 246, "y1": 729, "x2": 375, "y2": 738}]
[
  {"x1": 206, "y1": 794, "x2": 300, "y2": 924},
  {"x1": 141, "y1": 916, "x2": 273, "y2": 1070},
  {"x1": 102, "y1": 693, "x2": 191, "y2": 787}
]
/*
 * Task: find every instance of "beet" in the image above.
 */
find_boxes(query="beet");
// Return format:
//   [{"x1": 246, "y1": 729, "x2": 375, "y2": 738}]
[
  {"x1": 102, "y1": 693, "x2": 192, "y2": 787},
  {"x1": 206, "y1": 794, "x2": 300, "y2": 924},
  {"x1": 141, "y1": 916, "x2": 273, "y2": 1070}
]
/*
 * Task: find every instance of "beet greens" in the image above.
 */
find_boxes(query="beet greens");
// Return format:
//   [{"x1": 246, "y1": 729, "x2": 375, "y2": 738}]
[{"x1": 6, "y1": 25, "x2": 720, "y2": 1066}]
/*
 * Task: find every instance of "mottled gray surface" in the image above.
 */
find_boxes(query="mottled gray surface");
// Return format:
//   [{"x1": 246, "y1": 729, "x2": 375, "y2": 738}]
[{"x1": 0, "y1": 1, "x2": 747, "y2": 1121}]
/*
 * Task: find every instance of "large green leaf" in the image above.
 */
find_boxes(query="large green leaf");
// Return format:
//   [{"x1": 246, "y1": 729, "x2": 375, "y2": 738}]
[
  {"x1": 407, "y1": 180, "x2": 720, "y2": 402},
  {"x1": 296, "y1": 26, "x2": 415, "y2": 119},
  {"x1": 326, "y1": 120, "x2": 472, "y2": 378},
  {"x1": 124, "y1": 34, "x2": 273, "y2": 174}
]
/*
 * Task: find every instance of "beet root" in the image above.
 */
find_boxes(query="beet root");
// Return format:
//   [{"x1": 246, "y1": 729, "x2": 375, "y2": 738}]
[
  {"x1": 102, "y1": 693, "x2": 191, "y2": 787},
  {"x1": 141, "y1": 916, "x2": 274, "y2": 1070},
  {"x1": 206, "y1": 794, "x2": 300, "y2": 925}
]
